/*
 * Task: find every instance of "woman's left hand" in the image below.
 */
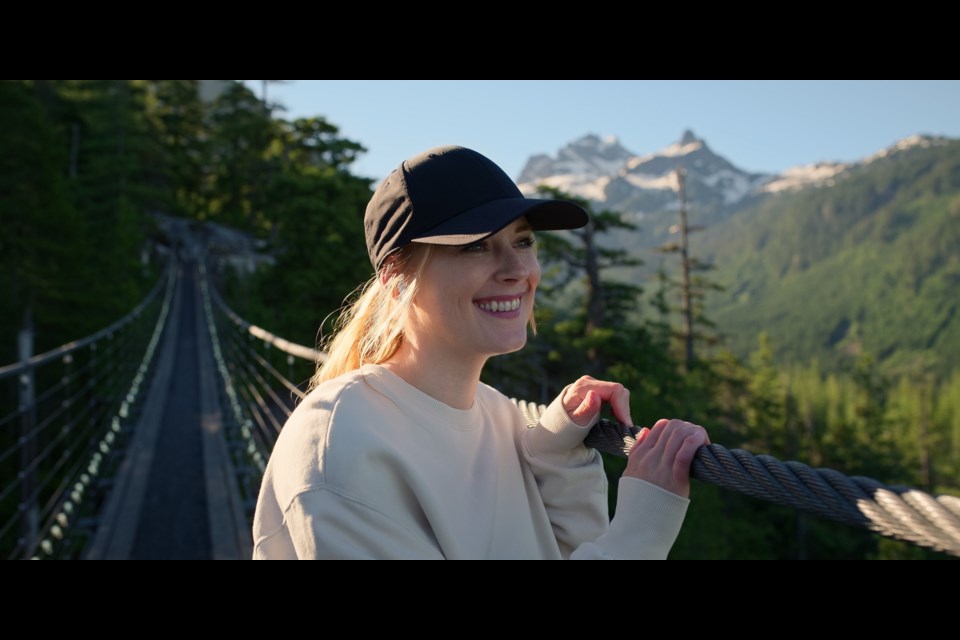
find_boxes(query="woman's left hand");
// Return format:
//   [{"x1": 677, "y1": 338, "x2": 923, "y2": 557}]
[
  {"x1": 624, "y1": 419, "x2": 710, "y2": 498},
  {"x1": 562, "y1": 375, "x2": 633, "y2": 428}
]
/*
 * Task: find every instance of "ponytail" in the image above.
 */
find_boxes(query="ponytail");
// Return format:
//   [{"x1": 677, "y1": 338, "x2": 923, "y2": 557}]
[{"x1": 309, "y1": 245, "x2": 433, "y2": 390}]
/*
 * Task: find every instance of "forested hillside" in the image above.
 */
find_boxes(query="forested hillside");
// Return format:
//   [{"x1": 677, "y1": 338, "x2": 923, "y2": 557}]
[{"x1": 699, "y1": 138, "x2": 960, "y2": 378}]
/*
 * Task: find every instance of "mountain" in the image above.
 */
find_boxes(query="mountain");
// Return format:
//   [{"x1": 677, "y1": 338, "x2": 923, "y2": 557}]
[
  {"x1": 519, "y1": 131, "x2": 960, "y2": 376},
  {"x1": 518, "y1": 134, "x2": 634, "y2": 202},
  {"x1": 518, "y1": 131, "x2": 949, "y2": 224},
  {"x1": 518, "y1": 130, "x2": 771, "y2": 224}
]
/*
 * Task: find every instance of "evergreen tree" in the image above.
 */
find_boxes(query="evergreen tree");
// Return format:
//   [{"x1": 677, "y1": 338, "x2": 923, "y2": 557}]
[
  {"x1": 144, "y1": 80, "x2": 207, "y2": 218},
  {"x1": 526, "y1": 185, "x2": 645, "y2": 379},
  {"x1": 746, "y1": 332, "x2": 788, "y2": 455},
  {"x1": 0, "y1": 81, "x2": 86, "y2": 359},
  {"x1": 934, "y1": 372, "x2": 960, "y2": 492},
  {"x1": 234, "y1": 116, "x2": 373, "y2": 348},
  {"x1": 54, "y1": 80, "x2": 158, "y2": 323},
  {"x1": 204, "y1": 81, "x2": 278, "y2": 232},
  {"x1": 654, "y1": 168, "x2": 723, "y2": 373}
]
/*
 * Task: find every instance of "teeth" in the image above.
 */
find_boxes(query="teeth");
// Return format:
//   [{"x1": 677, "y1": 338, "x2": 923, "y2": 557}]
[{"x1": 475, "y1": 298, "x2": 521, "y2": 312}]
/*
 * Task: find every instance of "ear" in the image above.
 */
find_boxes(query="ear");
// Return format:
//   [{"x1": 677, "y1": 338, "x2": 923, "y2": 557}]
[
  {"x1": 378, "y1": 258, "x2": 398, "y2": 287},
  {"x1": 379, "y1": 260, "x2": 405, "y2": 298}
]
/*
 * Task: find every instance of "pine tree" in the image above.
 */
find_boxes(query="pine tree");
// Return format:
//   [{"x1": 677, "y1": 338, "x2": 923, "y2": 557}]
[
  {"x1": 204, "y1": 81, "x2": 277, "y2": 232},
  {"x1": 654, "y1": 168, "x2": 723, "y2": 372},
  {"x1": 54, "y1": 80, "x2": 158, "y2": 323},
  {"x1": 144, "y1": 80, "x2": 207, "y2": 218},
  {"x1": 236, "y1": 116, "x2": 373, "y2": 348},
  {"x1": 528, "y1": 185, "x2": 644, "y2": 379},
  {"x1": 0, "y1": 81, "x2": 85, "y2": 359},
  {"x1": 934, "y1": 372, "x2": 960, "y2": 492},
  {"x1": 743, "y1": 333, "x2": 788, "y2": 455}
]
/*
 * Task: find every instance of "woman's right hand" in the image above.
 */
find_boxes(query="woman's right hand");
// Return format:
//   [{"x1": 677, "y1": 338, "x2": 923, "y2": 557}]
[{"x1": 624, "y1": 419, "x2": 709, "y2": 498}]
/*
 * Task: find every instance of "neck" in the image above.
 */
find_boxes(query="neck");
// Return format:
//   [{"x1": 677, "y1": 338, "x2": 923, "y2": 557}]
[{"x1": 383, "y1": 342, "x2": 486, "y2": 410}]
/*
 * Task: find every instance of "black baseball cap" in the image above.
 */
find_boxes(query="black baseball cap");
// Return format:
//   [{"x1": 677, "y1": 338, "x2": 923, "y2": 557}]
[{"x1": 364, "y1": 145, "x2": 589, "y2": 271}]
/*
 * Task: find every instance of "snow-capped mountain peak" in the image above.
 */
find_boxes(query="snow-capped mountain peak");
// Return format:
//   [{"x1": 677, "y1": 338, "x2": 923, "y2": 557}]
[
  {"x1": 660, "y1": 129, "x2": 706, "y2": 158},
  {"x1": 517, "y1": 131, "x2": 953, "y2": 218},
  {"x1": 518, "y1": 130, "x2": 768, "y2": 214},
  {"x1": 759, "y1": 162, "x2": 850, "y2": 193},
  {"x1": 760, "y1": 134, "x2": 951, "y2": 194},
  {"x1": 517, "y1": 133, "x2": 632, "y2": 186},
  {"x1": 864, "y1": 134, "x2": 948, "y2": 165},
  {"x1": 627, "y1": 129, "x2": 706, "y2": 167}
]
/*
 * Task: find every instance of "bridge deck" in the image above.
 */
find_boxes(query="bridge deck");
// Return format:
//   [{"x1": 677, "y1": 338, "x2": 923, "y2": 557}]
[{"x1": 84, "y1": 261, "x2": 251, "y2": 560}]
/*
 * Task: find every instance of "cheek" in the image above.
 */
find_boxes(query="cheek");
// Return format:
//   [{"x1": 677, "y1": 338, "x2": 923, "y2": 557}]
[
  {"x1": 412, "y1": 289, "x2": 462, "y2": 327},
  {"x1": 528, "y1": 256, "x2": 542, "y2": 288}
]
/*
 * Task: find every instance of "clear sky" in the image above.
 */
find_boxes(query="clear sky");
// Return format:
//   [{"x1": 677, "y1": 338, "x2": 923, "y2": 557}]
[{"x1": 240, "y1": 80, "x2": 960, "y2": 182}]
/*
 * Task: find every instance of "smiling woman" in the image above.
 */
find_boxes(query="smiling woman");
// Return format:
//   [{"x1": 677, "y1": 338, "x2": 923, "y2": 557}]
[{"x1": 251, "y1": 145, "x2": 710, "y2": 560}]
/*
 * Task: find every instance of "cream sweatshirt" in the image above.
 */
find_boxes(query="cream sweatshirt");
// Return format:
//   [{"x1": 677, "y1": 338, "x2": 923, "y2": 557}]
[{"x1": 252, "y1": 364, "x2": 689, "y2": 559}]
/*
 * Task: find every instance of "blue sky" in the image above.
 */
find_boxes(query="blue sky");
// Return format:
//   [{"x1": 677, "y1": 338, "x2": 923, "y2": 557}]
[{"x1": 241, "y1": 80, "x2": 960, "y2": 182}]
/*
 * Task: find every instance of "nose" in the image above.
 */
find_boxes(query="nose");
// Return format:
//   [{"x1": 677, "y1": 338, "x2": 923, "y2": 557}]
[{"x1": 495, "y1": 246, "x2": 534, "y2": 283}]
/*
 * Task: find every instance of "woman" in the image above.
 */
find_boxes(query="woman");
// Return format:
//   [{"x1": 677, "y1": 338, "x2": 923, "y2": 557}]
[{"x1": 252, "y1": 145, "x2": 709, "y2": 559}]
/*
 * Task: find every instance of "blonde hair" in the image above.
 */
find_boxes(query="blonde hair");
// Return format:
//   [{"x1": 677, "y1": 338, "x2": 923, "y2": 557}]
[{"x1": 309, "y1": 245, "x2": 434, "y2": 390}]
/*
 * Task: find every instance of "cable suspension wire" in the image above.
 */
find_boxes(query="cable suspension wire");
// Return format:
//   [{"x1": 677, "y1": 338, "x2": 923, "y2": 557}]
[
  {"x1": 23, "y1": 396, "x2": 115, "y2": 532},
  {"x1": 2, "y1": 263, "x2": 176, "y2": 560},
  {"x1": 230, "y1": 348, "x2": 295, "y2": 424},
  {"x1": 245, "y1": 346, "x2": 308, "y2": 401},
  {"x1": 26, "y1": 263, "x2": 177, "y2": 559},
  {"x1": 220, "y1": 327, "x2": 286, "y2": 447},
  {"x1": 4, "y1": 349, "x2": 122, "y2": 476},
  {"x1": 211, "y1": 285, "x2": 325, "y2": 363},
  {"x1": 235, "y1": 366, "x2": 285, "y2": 439},
  {"x1": 198, "y1": 264, "x2": 268, "y2": 476},
  {"x1": 0, "y1": 267, "x2": 168, "y2": 380}
]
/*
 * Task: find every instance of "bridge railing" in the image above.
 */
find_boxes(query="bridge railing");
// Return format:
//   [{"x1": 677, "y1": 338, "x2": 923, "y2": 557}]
[
  {"x1": 0, "y1": 263, "x2": 175, "y2": 560},
  {"x1": 199, "y1": 264, "x2": 323, "y2": 524}
]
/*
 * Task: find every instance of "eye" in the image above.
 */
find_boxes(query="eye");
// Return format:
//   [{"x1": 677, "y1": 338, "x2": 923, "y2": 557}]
[
  {"x1": 461, "y1": 240, "x2": 486, "y2": 253},
  {"x1": 516, "y1": 235, "x2": 537, "y2": 249}
]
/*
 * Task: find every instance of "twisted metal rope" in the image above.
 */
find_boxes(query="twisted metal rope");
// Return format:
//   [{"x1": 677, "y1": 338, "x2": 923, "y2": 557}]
[{"x1": 513, "y1": 399, "x2": 960, "y2": 558}]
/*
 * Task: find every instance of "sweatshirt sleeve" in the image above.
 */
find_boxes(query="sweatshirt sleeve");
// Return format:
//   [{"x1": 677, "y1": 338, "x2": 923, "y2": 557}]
[
  {"x1": 570, "y1": 477, "x2": 690, "y2": 560},
  {"x1": 269, "y1": 487, "x2": 446, "y2": 560},
  {"x1": 520, "y1": 395, "x2": 611, "y2": 558},
  {"x1": 521, "y1": 395, "x2": 690, "y2": 560}
]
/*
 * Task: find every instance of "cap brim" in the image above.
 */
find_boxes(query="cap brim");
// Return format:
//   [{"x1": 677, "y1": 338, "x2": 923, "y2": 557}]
[{"x1": 410, "y1": 198, "x2": 588, "y2": 246}]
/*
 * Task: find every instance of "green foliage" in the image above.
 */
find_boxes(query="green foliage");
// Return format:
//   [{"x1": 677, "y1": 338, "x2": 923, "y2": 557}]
[
  {"x1": 203, "y1": 82, "x2": 280, "y2": 233},
  {"x1": 0, "y1": 80, "x2": 160, "y2": 359},
  {"x1": 671, "y1": 482, "x2": 786, "y2": 559},
  {"x1": 244, "y1": 119, "x2": 373, "y2": 347},
  {"x1": 702, "y1": 140, "x2": 960, "y2": 378},
  {"x1": 673, "y1": 333, "x2": 958, "y2": 558},
  {"x1": 144, "y1": 80, "x2": 207, "y2": 218},
  {"x1": 0, "y1": 81, "x2": 77, "y2": 360},
  {"x1": 199, "y1": 93, "x2": 375, "y2": 350}
]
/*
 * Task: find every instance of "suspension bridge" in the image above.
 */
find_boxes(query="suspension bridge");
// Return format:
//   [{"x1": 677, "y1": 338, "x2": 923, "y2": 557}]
[{"x1": 3, "y1": 245, "x2": 959, "y2": 560}]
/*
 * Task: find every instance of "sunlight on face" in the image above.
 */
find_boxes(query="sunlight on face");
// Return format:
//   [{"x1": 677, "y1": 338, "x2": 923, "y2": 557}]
[{"x1": 407, "y1": 218, "x2": 541, "y2": 364}]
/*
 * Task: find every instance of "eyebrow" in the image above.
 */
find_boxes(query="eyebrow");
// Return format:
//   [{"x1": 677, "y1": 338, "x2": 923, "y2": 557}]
[{"x1": 513, "y1": 222, "x2": 533, "y2": 233}]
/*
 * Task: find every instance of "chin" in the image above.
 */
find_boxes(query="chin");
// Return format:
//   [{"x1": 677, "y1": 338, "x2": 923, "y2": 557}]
[{"x1": 498, "y1": 336, "x2": 527, "y2": 355}]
